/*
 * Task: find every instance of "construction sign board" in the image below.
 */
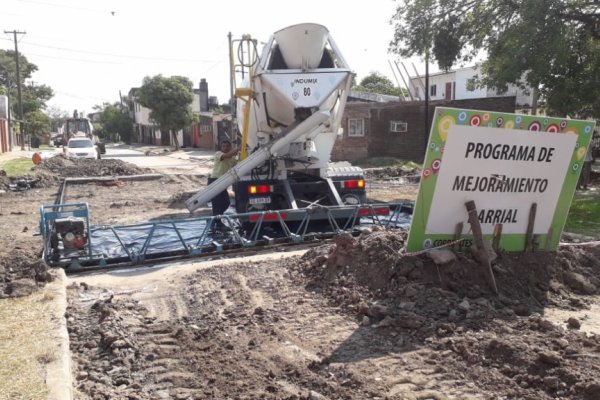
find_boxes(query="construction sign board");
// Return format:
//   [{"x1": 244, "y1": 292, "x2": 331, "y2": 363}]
[{"x1": 406, "y1": 107, "x2": 596, "y2": 252}]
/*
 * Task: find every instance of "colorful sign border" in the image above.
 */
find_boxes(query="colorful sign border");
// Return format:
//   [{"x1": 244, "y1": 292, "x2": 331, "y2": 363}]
[{"x1": 406, "y1": 107, "x2": 596, "y2": 252}]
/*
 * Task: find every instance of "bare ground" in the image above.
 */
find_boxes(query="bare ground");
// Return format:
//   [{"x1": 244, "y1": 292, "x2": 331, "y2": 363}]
[{"x1": 1, "y1": 156, "x2": 600, "y2": 400}]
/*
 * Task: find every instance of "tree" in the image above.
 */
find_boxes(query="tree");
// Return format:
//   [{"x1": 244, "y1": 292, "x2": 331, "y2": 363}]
[
  {"x1": 0, "y1": 50, "x2": 38, "y2": 90},
  {"x1": 46, "y1": 106, "x2": 69, "y2": 132},
  {"x1": 22, "y1": 83, "x2": 54, "y2": 115},
  {"x1": 1, "y1": 49, "x2": 56, "y2": 149},
  {"x1": 19, "y1": 83, "x2": 54, "y2": 141},
  {"x1": 136, "y1": 75, "x2": 194, "y2": 150},
  {"x1": 353, "y1": 72, "x2": 405, "y2": 97},
  {"x1": 25, "y1": 110, "x2": 51, "y2": 138},
  {"x1": 390, "y1": 0, "x2": 600, "y2": 118},
  {"x1": 97, "y1": 102, "x2": 133, "y2": 143}
]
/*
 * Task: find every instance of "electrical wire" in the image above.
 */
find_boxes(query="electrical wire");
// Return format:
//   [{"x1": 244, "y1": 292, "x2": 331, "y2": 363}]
[{"x1": 0, "y1": 37, "x2": 221, "y2": 63}]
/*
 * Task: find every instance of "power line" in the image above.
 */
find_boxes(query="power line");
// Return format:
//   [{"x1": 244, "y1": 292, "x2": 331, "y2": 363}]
[
  {"x1": 15, "y1": 0, "x2": 109, "y2": 14},
  {"x1": 0, "y1": 37, "x2": 221, "y2": 63},
  {"x1": 24, "y1": 52, "x2": 123, "y2": 64}
]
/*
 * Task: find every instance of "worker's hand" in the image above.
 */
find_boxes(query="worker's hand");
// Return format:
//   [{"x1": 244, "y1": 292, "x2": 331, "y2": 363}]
[{"x1": 223, "y1": 147, "x2": 239, "y2": 159}]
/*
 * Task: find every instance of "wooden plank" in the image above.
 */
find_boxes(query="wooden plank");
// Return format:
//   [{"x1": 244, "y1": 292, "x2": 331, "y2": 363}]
[
  {"x1": 492, "y1": 224, "x2": 503, "y2": 253},
  {"x1": 524, "y1": 203, "x2": 537, "y2": 252},
  {"x1": 465, "y1": 200, "x2": 498, "y2": 294},
  {"x1": 453, "y1": 222, "x2": 463, "y2": 251}
]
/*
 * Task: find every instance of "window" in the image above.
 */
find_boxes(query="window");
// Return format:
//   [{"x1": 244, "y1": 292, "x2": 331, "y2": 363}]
[
  {"x1": 348, "y1": 118, "x2": 364, "y2": 137},
  {"x1": 390, "y1": 121, "x2": 408, "y2": 133},
  {"x1": 430, "y1": 84, "x2": 437, "y2": 96}
]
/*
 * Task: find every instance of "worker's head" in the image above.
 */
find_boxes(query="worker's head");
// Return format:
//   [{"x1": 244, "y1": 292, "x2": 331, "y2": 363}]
[{"x1": 220, "y1": 139, "x2": 232, "y2": 152}]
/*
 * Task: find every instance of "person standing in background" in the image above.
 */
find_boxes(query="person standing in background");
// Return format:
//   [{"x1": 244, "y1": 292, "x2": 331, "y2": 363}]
[{"x1": 209, "y1": 139, "x2": 239, "y2": 225}]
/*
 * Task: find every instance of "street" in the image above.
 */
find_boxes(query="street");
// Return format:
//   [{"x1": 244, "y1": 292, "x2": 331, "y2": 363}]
[{"x1": 102, "y1": 144, "x2": 214, "y2": 175}]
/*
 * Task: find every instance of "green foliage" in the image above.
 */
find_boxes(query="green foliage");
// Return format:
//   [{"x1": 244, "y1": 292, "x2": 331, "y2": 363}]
[
  {"x1": 97, "y1": 102, "x2": 133, "y2": 143},
  {"x1": 0, "y1": 50, "x2": 44, "y2": 116},
  {"x1": 390, "y1": 0, "x2": 600, "y2": 118},
  {"x1": 0, "y1": 50, "x2": 38, "y2": 90},
  {"x1": 0, "y1": 157, "x2": 34, "y2": 177},
  {"x1": 565, "y1": 192, "x2": 600, "y2": 238},
  {"x1": 0, "y1": 50, "x2": 56, "y2": 135},
  {"x1": 24, "y1": 110, "x2": 51, "y2": 137},
  {"x1": 22, "y1": 84, "x2": 54, "y2": 115},
  {"x1": 353, "y1": 72, "x2": 404, "y2": 96},
  {"x1": 136, "y1": 75, "x2": 194, "y2": 150}
]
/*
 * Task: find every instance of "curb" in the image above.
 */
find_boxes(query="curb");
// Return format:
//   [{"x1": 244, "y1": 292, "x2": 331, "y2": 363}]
[{"x1": 45, "y1": 269, "x2": 73, "y2": 400}]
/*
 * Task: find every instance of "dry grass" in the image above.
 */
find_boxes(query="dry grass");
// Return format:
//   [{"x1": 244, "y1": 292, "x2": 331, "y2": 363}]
[{"x1": 0, "y1": 290, "x2": 58, "y2": 400}]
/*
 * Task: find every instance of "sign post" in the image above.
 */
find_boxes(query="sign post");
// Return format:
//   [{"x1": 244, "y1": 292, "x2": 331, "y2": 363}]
[{"x1": 407, "y1": 107, "x2": 596, "y2": 252}]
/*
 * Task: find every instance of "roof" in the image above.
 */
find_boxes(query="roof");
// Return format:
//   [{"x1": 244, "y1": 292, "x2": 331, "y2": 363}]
[{"x1": 348, "y1": 91, "x2": 401, "y2": 103}]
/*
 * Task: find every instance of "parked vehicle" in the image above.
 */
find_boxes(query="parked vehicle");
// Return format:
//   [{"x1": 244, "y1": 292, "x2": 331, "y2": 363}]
[
  {"x1": 50, "y1": 132, "x2": 60, "y2": 146},
  {"x1": 65, "y1": 137, "x2": 100, "y2": 159},
  {"x1": 62, "y1": 113, "x2": 106, "y2": 154}
]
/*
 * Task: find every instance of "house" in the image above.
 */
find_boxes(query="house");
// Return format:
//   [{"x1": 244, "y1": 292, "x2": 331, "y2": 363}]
[
  {"x1": 331, "y1": 67, "x2": 526, "y2": 163},
  {"x1": 408, "y1": 65, "x2": 534, "y2": 109},
  {"x1": 188, "y1": 79, "x2": 232, "y2": 150},
  {"x1": 128, "y1": 79, "x2": 232, "y2": 148},
  {"x1": 128, "y1": 88, "x2": 163, "y2": 145},
  {"x1": 332, "y1": 95, "x2": 516, "y2": 163},
  {"x1": 0, "y1": 95, "x2": 9, "y2": 153}
]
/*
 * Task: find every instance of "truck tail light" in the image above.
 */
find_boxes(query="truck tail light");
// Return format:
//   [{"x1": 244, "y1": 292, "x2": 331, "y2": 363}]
[
  {"x1": 248, "y1": 184, "x2": 273, "y2": 194},
  {"x1": 357, "y1": 206, "x2": 390, "y2": 216},
  {"x1": 249, "y1": 212, "x2": 288, "y2": 222},
  {"x1": 343, "y1": 179, "x2": 365, "y2": 189}
]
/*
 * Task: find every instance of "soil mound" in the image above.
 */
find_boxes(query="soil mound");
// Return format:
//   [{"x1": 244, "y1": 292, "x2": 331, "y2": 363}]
[
  {"x1": 297, "y1": 229, "x2": 600, "y2": 322},
  {"x1": 364, "y1": 166, "x2": 420, "y2": 181},
  {"x1": 36, "y1": 155, "x2": 151, "y2": 178},
  {"x1": 0, "y1": 248, "x2": 53, "y2": 298},
  {"x1": 0, "y1": 156, "x2": 153, "y2": 190},
  {"x1": 291, "y1": 230, "x2": 600, "y2": 399}
]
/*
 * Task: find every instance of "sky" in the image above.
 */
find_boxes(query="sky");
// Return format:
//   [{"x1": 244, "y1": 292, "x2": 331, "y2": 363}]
[{"x1": 1, "y1": 0, "x2": 433, "y2": 116}]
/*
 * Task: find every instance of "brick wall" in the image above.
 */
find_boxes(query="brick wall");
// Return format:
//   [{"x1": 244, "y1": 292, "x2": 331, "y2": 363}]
[
  {"x1": 332, "y1": 96, "x2": 516, "y2": 163},
  {"x1": 331, "y1": 103, "x2": 370, "y2": 161}
]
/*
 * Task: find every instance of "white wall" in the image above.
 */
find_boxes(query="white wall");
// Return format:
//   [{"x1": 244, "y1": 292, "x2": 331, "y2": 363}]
[
  {"x1": 192, "y1": 92, "x2": 200, "y2": 114},
  {"x1": 409, "y1": 65, "x2": 534, "y2": 106},
  {"x1": 455, "y1": 67, "x2": 487, "y2": 99},
  {"x1": 133, "y1": 100, "x2": 152, "y2": 125}
]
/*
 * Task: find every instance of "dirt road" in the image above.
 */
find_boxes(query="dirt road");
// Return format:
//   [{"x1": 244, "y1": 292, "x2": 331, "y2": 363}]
[{"x1": 1, "y1": 153, "x2": 599, "y2": 400}]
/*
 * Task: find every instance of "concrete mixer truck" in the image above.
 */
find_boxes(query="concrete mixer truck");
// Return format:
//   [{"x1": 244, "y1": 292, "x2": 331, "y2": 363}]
[{"x1": 186, "y1": 23, "x2": 371, "y2": 230}]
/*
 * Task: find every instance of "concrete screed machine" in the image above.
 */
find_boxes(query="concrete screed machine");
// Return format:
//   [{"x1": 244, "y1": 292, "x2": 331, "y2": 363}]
[{"x1": 186, "y1": 23, "x2": 377, "y2": 232}]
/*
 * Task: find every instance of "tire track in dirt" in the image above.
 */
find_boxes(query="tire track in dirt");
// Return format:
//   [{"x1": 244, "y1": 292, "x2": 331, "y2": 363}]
[{"x1": 66, "y1": 238, "x2": 600, "y2": 400}]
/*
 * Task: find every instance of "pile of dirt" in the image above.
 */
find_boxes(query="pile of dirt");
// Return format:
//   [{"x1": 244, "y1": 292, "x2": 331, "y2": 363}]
[
  {"x1": 0, "y1": 156, "x2": 153, "y2": 190},
  {"x1": 291, "y1": 229, "x2": 600, "y2": 399},
  {"x1": 36, "y1": 155, "x2": 151, "y2": 179},
  {"x1": 0, "y1": 248, "x2": 54, "y2": 298},
  {"x1": 364, "y1": 166, "x2": 420, "y2": 181},
  {"x1": 299, "y1": 229, "x2": 600, "y2": 311}
]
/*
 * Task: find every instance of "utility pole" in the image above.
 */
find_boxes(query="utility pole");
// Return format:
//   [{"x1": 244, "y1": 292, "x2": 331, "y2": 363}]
[
  {"x1": 227, "y1": 32, "x2": 236, "y2": 139},
  {"x1": 4, "y1": 30, "x2": 26, "y2": 150}
]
